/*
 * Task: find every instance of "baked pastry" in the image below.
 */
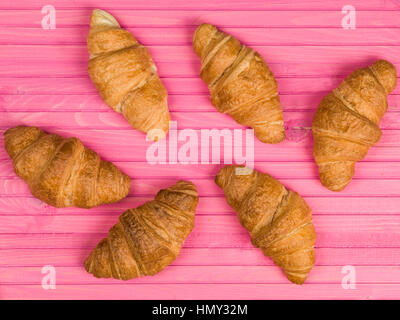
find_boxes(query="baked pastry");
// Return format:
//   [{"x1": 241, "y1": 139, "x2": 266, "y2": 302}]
[
  {"x1": 88, "y1": 9, "x2": 170, "y2": 140},
  {"x1": 4, "y1": 125, "x2": 130, "y2": 208},
  {"x1": 193, "y1": 23, "x2": 285, "y2": 143},
  {"x1": 85, "y1": 180, "x2": 198, "y2": 280},
  {"x1": 216, "y1": 165, "x2": 316, "y2": 284},
  {"x1": 312, "y1": 60, "x2": 397, "y2": 191}
]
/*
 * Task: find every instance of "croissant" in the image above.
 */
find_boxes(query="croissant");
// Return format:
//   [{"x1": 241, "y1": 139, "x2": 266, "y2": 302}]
[
  {"x1": 4, "y1": 126, "x2": 130, "y2": 208},
  {"x1": 312, "y1": 60, "x2": 397, "y2": 191},
  {"x1": 87, "y1": 9, "x2": 170, "y2": 140},
  {"x1": 215, "y1": 165, "x2": 316, "y2": 284},
  {"x1": 84, "y1": 180, "x2": 198, "y2": 280},
  {"x1": 192, "y1": 23, "x2": 285, "y2": 144}
]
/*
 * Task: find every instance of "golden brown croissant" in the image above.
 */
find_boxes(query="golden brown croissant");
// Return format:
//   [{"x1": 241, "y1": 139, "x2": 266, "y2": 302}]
[
  {"x1": 87, "y1": 9, "x2": 170, "y2": 140},
  {"x1": 215, "y1": 165, "x2": 316, "y2": 284},
  {"x1": 4, "y1": 126, "x2": 130, "y2": 208},
  {"x1": 312, "y1": 60, "x2": 397, "y2": 191},
  {"x1": 193, "y1": 23, "x2": 285, "y2": 144},
  {"x1": 84, "y1": 180, "x2": 198, "y2": 280}
]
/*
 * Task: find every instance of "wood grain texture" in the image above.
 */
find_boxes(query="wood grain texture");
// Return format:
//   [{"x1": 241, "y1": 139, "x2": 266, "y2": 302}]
[
  {"x1": 1, "y1": 0, "x2": 400, "y2": 299},
  {"x1": 2, "y1": 283, "x2": 400, "y2": 300},
  {"x1": 3, "y1": 266, "x2": 400, "y2": 284},
  {"x1": 1, "y1": 10, "x2": 400, "y2": 28},
  {"x1": 2, "y1": 111, "x2": 400, "y2": 131},
  {"x1": 4, "y1": 248, "x2": 400, "y2": 266},
  {"x1": 1, "y1": 0, "x2": 399, "y2": 10},
  {"x1": 3, "y1": 27, "x2": 400, "y2": 45}
]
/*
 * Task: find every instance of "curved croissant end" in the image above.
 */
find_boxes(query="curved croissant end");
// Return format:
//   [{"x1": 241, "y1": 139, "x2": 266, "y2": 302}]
[
  {"x1": 90, "y1": 9, "x2": 120, "y2": 29},
  {"x1": 87, "y1": 9, "x2": 170, "y2": 140},
  {"x1": 215, "y1": 165, "x2": 316, "y2": 285},
  {"x1": 193, "y1": 23, "x2": 218, "y2": 58},
  {"x1": 370, "y1": 59, "x2": 397, "y2": 94},
  {"x1": 84, "y1": 181, "x2": 198, "y2": 280},
  {"x1": 193, "y1": 23, "x2": 285, "y2": 144},
  {"x1": 4, "y1": 126, "x2": 131, "y2": 208},
  {"x1": 312, "y1": 60, "x2": 397, "y2": 191}
]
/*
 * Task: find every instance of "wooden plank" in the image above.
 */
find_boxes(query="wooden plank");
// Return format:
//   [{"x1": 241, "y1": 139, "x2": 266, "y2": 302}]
[
  {"x1": 2, "y1": 61, "x2": 399, "y2": 78},
  {"x1": 1, "y1": 45, "x2": 399, "y2": 65},
  {"x1": 1, "y1": 111, "x2": 400, "y2": 140},
  {"x1": 0, "y1": 174, "x2": 399, "y2": 197},
  {"x1": 2, "y1": 110, "x2": 400, "y2": 130},
  {"x1": 2, "y1": 265, "x2": 400, "y2": 284},
  {"x1": 1, "y1": 193, "x2": 400, "y2": 215},
  {"x1": 2, "y1": 161, "x2": 400, "y2": 181},
  {"x1": 2, "y1": 247, "x2": 400, "y2": 266},
  {"x1": 0, "y1": 0, "x2": 398, "y2": 10},
  {"x1": 0, "y1": 77, "x2": 400, "y2": 97},
  {"x1": 1, "y1": 193, "x2": 400, "y2": 216},
  {"x1": 1, "y1": 10, "x2": 400, "y2": 28},
  {"x1": 1, "y1": 219, "x2": 399, "y2": 249},
  {"x1": 1, "y1": 128, "x2": 400, "y2": 162},
  {"x1": 1, "y1": 94, "x2": 399, "y2": 113},
  {"x1": 5, "y1": 231, "x2": 400, "y2": 249},
  {"x1": 1, "y1": 283, "x2": 399, "y2": 300},
  {"x1": 2, "y1": 27, "x2": 400, "y2": 46},
  {"x1": 0, "y1": 215, "x2": 399, "y2": 250}
]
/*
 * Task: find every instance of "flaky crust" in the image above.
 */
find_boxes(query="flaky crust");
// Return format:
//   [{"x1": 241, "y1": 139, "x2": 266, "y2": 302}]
[
  {"x1": 4, "y1": 126, "x2": 130, "y2": 208},
  {"x1": 312, "y1": 60, "x2": 397, "y2": 191},
  {"x1": 84, "y1": 181, "x2": 198, "y2": 280},
  {"x1": 87, "y1": 9, "x2": 170, "y2": 140},
  {"x1": 193, "y1": 23, "x2": 285, "y2": 144},
  {"x1": 215, "y1": 165, "x2": 316, "y2": 284}
]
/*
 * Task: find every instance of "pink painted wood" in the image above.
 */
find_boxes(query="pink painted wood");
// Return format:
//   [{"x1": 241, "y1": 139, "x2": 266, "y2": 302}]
[{"x1": 0, "y1": 0, "x2": 400, "y2": 300}]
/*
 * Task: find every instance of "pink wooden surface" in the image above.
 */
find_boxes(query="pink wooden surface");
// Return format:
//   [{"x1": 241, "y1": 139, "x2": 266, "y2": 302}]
[{"x1": 1, "y1": 0, "x2": 400, "y2": 300}]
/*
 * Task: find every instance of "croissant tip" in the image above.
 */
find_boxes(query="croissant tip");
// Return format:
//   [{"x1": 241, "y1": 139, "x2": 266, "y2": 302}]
[
  {"x1": 83, "y1": 255, "x2": 92, "y2": 274},
  {"x1": 3, "y1": 126, "x2": 15, "y2": 137},
  {"x1": 317, "y1": 162, "x2": 354, "y2": 192},
  {"x1": 90, "y1": 8, "x2": 120, "y2": 28},
  {"x1": 214, "y1": 170, "x2": 224, "y2": 188},
  {"x1": 194, "y1": 23, "x2": 214, "y2": 34},
  {"x1": 193, "y1": 23, "x2": 218, "y2": 56},
  {"x1": 5, "y1": 125, "x2": 29, "y2": 134},
  {"x1": 253, "y1": 123, "x2": 286, "y2": 144},
  {"x1": 259, "y1": 132, "x2": 286, "y2": 144},
  {"x1": 371, "y1": 59, "x2": 397, "y2": 94},
  {"x1": 291, "y1": 278, "x2": 307, "y2": 285},
  {"x1": 4, "y1": 125, "x2": 43, "y2": 149},
  {"x1": 285, "y1": 270, "x2": 311, "y2": 285},
  {"x1": 215, "y1": 165, "x2": 231, "y2": 184},
  {"x1": 215, "y1": 165, "x2": 250, "y2": 188},
  {"x1": 321, "y1": 178, "x2": 350, "y2": 192},
  {"x1": 195, "y1": 22, "x2": 214, "y2": 32},
  {"x1": 327, "y1": 185, "x2": 347, "y2": 192},
  {"x1": 173, "y1": 180, "x2": 199, "y2": 195}
]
